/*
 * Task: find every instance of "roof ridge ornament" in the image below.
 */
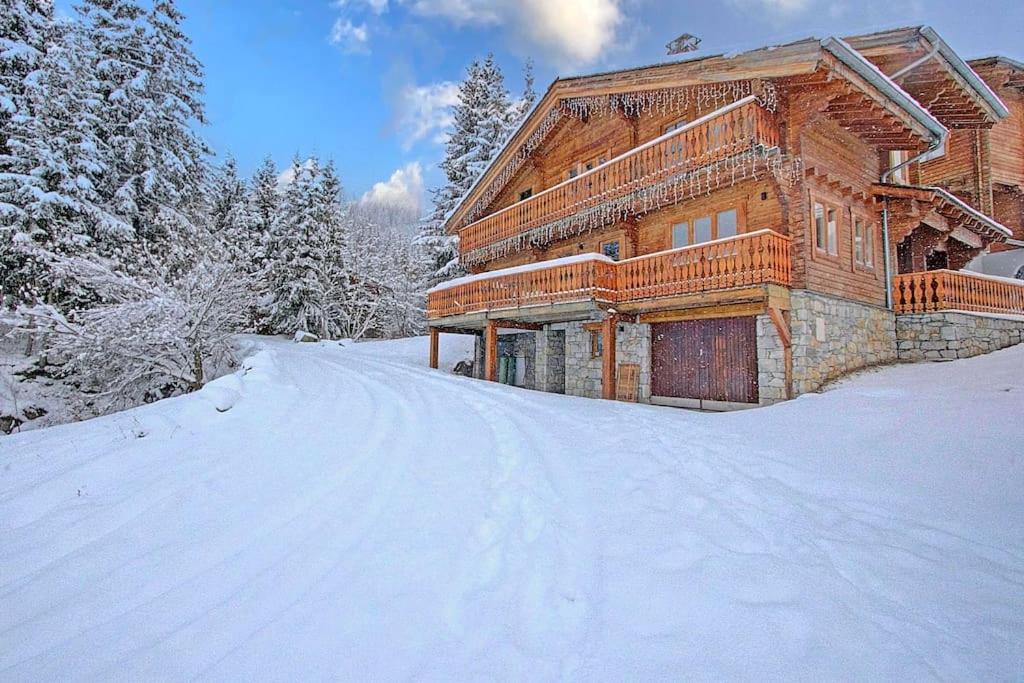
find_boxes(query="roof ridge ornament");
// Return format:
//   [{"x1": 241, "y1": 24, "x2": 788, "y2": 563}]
[{"x1": 667, "y1": 33, "x2": 701, "y2": 55}]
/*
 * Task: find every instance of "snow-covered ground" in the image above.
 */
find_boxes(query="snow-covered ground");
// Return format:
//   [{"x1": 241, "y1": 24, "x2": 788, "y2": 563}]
[{"x1": 2, "y1": 335, "x2": 1023, "y2": 680}]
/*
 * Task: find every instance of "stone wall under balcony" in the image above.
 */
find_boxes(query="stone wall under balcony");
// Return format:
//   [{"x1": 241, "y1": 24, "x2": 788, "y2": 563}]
[{"x1": 896, "y1": 311, "x2": 1024, "y2": 361}]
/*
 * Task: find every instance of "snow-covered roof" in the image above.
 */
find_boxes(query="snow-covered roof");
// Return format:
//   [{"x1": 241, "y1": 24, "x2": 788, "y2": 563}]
[{"x1": 427, "y1": 252, "x2": 615, "y2": 294}]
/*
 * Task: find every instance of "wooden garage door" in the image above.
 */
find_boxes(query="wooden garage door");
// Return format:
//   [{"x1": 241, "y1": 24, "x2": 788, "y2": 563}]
[{"x1": 651, "y1": 316, "x2": 758, "y2": 406}]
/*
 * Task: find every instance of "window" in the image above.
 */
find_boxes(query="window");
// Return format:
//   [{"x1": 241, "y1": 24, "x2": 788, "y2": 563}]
[
  {"x1": 672, "y1": 221, "x2": 690, "y2": 249},
  {"x1": 664, "y1": 118, "x2": 688, "y2": 134},
  {"x1": 889, "y1": 150, "x2": 909, "y2": 184},
  {"x1": 716, "y1": 209, "x2": 737, "y2": 239},
  {"x1": 664, "y1": 119, "x2": 688, "y2": 164},
  {"x1": 518, "y1": 188, "x2": 533, "y2": 202},
  {"x1": 694, "y1": 215, "x2": 713, "y2": 244},
  {"x1": 813, "y1": 201, "x2": 838, "y2": 256},
  {"x1": 601, "y1": 240, "x2": 621, "y2": 261},
  {"x1": 853, "y1": 217, "x2": 874, "y2": 268},
  {"x1": 670, "y1": 208, "x2": 743, "y2": 248}
]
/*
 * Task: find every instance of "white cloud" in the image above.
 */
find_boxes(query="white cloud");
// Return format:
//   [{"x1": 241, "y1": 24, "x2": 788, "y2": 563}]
[
  {"x1": 393, "y1": 81, "x2": 460, "y2": 150},
  {"x1": 330, "y1": 18, "x2": 370, "y2": 53},
  {"x1": 360, "y1": 162, "x2": 424, "y2": 214},
  {"x1": 405, "y1": 0, "x2": 622, "y2": 67},
  {"x1": 333, "y1": 0, "x2": 390, "y2": 14},
  {"x1": 728, "y1": 0, "x2": 813, "y2": 18}
]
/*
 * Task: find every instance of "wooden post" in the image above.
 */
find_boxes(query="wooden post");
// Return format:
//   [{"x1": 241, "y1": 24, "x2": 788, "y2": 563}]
[
  {"x1": 484, "y1": 320, "x2": 498, "y2": 382},
  {"x1": 601, "y1": 315, "x2": 617, "y2": 400},
  {"x1": 428, "y1": 327, "x2": 439, "y2": 370}
]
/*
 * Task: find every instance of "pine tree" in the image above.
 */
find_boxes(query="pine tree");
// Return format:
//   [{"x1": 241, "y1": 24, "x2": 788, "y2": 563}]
[
  {"x1": 264, "y1": 155, "x2": 320, "y2": 334},
  {"x1": 416, "y1": 53, "x2": 530, "y2": 288},
  {"x1": 208, "y1": 156, "x2": 254, "y2": 264}
]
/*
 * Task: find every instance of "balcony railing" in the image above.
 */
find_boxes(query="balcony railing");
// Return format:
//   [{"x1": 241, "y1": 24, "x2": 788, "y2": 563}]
[
  {"x1": 458, "y1": 96, "x2": 779, "y2": 258},
  {"x1": 427, "y1": 255, "x2": 618, "y2": 319},
  {"x1": 893, "y1": 269, "x2": 1024, "y2": 316},
  {"x1": 428, "y1": 230, "x2": 792, "y2": 319}
]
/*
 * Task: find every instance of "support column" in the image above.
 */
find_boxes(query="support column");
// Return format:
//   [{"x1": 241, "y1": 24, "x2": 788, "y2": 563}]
[
  {"x1": 428, "y1": 327, "x2": 439, "y2": 369},
  {"x1": 484, "y1": 320, "x2": 498, "y2": 382},
  {"x1": 601, "y1": 315, "x2": 617, "y2": 400}
]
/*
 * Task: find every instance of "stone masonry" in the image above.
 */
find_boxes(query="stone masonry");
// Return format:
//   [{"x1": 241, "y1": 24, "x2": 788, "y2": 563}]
[
  {"x1": 896, "y1": 311, "x2": 1024, "y2": 361},
  {"x1": 789, "y1": 290, "x2": 897, "y2": 395},
  {"x1": 755, "y1": 314, "x2": 787, "y2": 405},
  {"x1": 561, "y1": 321, "x2": 652, "y2": 401},
  {"x1": 534, "y1": 329, "x2": 566, "y2": 393}
]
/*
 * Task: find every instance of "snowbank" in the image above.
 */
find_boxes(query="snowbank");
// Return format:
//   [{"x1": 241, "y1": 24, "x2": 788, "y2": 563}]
[{"x1": 1, "y1": 336, "x2": 1022, "y2": 679}]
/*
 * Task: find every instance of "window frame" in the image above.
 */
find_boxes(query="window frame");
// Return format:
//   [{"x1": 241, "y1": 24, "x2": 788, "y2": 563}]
[
  {"x1": 668, "y1": 206, "x2": 744, "y2": 249},
  {"x1": 851, "y1": 212, "x2": 875, "y2": 271},
  {"x1": 811, "y1": 197, "x2": 841, "y2": 260}
]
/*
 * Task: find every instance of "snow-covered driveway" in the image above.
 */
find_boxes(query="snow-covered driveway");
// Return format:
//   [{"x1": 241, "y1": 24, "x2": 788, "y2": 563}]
[{"x1": 2, "y1": 336, "x2": 1023, "y2": 680}]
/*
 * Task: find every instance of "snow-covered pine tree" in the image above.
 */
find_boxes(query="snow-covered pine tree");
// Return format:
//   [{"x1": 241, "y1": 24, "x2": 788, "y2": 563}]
[
  {"x1": 207, "y1": 156, "x2": 254, "y2": 264},
  {"x1": 0, "y1": 0, "x2": 53, "y2": 305},
  {"x1": 264, "y1": 155, "x2": 320, "y2": 335},
  {"x1": 416, "y1": 53, "x2": 535, "y2": 289}
]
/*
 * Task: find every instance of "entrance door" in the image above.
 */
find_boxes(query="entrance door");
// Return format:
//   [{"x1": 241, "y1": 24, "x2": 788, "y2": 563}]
[{"x1": 651, "y1": 316, "x2": 759, "y2": 409}]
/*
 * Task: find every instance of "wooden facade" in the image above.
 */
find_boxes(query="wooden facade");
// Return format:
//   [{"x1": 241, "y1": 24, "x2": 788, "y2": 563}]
[{"x1": 427, "y1": 27, "x2": 1024, "y2": 403}]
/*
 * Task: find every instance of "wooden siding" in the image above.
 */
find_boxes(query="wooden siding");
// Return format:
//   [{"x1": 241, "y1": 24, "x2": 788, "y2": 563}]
[
  {"x1": 990, "y1": 85, "x2": 1024, "y2": 189},
  {"x1": 782, "y1": 86, "x2": 888, "y2": 307}
]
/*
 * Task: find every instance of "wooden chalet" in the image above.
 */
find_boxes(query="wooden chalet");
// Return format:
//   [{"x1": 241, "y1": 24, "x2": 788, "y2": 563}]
[{"x1": 426, "y1": 27, "x2": 1024, "y2": 410}]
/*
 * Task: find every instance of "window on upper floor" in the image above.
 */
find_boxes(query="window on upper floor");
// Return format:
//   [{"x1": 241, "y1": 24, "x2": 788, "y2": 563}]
[
  {"x1": 671, "y1": 208, "x2": 741, "y2": 248},
  {"x1": 519, "y1": 187, "x2": 533, "y2": 202},
  {"x1": 813, "y1": 200, "x2": 839, "y2": 257},
  {"x1": 853, "y1": 216, "x2": 874, "y2": 269},
  {"x1": 664, "y1": 118, "x2": 688, "y2": 165},
  {"x1": 889, "y1": 150, "x2": 909, "y2": 184}
]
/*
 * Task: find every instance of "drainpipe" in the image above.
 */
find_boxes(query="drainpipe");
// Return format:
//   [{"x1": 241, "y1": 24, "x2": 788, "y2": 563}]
[{"x1": 880, "y1": 137, "x2": 944, "y2": 308}]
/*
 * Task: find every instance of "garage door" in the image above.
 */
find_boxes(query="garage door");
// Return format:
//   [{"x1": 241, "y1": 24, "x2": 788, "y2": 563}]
[{"x1": 651, "y1": 316, "x2": 758, "y2": 409}]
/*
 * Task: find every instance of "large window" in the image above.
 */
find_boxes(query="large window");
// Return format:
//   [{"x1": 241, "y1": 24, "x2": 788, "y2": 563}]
[
  {"x1": 671, "y1": 208, "x2": 741, "y2": 248},
  {"x1": 853, "y1": 216, "x2": 874, "y2": 268},
  {"x1": 813, "y1": 200, "x2": 838, "y2": 257}
]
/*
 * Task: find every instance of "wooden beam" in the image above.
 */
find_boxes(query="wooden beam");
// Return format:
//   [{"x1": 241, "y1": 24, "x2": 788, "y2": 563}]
[
  {"x1": 484, "y1": 320, "x2": 498, "y2": 382},
  {"x1": 428, "y1": 327, "x2": 440, "y2": 370},
  {"x1": 489, "y1": 319, "x2": 544, "y2": 331},
  {"x1": 601, "y1": 315, "x2": 617, "y2": 400},
  {"x1": 639, "y1": 301, "x2": 766, "y2": 323}
]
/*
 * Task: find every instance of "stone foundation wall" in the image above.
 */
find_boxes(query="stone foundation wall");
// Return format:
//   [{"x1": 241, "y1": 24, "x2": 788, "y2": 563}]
[
  {"x1": 896, "y1": 311, "x2": 1024, "y2": 361},
  {"x1": 534, "y1": 329, "x2": 566, "y2": 393},
  {"x1": 562, "y1": 321, "x2": 651, "y2": 401},
  {"x1": 790, "y1": 290, "x2": 897, "y2": 395},
  {"x1": 755, "y1": 315, "x2": 787, "y2": 405}
]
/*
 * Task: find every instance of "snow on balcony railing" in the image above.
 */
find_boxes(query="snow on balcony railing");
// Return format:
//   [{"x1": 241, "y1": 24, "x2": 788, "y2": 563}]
[
  {"x1": 456, "y1": 96, "x2": 779, "y2": 262},
  {"x1": 893, "y1": 269, "x2": 1024, "y2": 316},
  {"x1": 427, "y1": 229, "x2": 792, "y2": 319}
]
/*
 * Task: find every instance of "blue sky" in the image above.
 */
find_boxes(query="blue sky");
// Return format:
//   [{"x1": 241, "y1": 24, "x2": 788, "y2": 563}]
[{"x1": 60, "y1": 1, "x2": 1024, "y2": 213}]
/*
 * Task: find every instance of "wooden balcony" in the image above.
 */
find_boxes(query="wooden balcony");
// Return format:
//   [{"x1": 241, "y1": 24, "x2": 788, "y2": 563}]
[
  {"x1": 893, "y1": 270, "x2": 1024, "y2": 316},
  {"x1": 457, "y1": 96, "x2": 780, "y2": 259},
  {"x1": 428, "y1": 230, "x2": 792, "y2": 320}
]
